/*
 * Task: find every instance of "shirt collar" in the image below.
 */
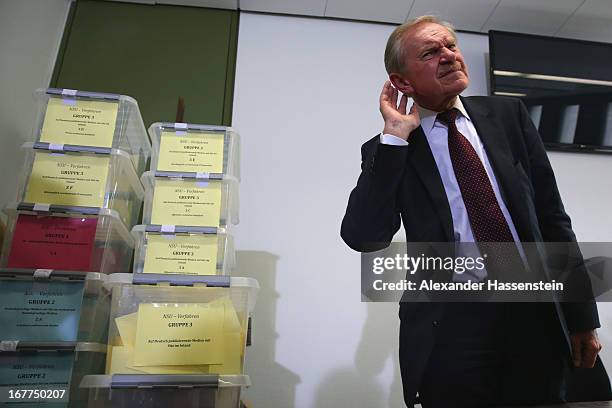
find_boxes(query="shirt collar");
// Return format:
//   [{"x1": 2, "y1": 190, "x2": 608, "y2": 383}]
[{"x1": 417, "y1": 96, "x2": 471, "y2": 136}]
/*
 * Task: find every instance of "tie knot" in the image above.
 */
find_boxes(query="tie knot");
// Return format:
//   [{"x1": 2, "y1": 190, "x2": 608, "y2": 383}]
[{"x1": 437, "y1": 109, "x2": 458, "y2": 126}]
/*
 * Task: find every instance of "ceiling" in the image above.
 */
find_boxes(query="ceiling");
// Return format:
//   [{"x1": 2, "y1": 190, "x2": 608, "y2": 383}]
[{"x1": 104, "y1": 0, "x2": 612, "y2": 43}]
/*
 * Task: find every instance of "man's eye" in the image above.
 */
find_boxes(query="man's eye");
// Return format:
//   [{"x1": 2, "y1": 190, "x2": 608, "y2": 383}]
[{"x1": 448, "y1": 44, "x2": 457, "y2": 50}]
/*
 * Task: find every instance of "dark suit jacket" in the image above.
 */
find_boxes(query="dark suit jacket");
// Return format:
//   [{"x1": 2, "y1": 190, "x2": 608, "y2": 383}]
[{"x1": 341, "y1": 95, "x2": 602, "y2": 404}]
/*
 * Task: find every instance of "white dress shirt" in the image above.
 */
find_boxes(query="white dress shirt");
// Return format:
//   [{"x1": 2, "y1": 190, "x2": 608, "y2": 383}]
[{"x1": 380, "y1": 97, "x2": 522, "y2": 281}]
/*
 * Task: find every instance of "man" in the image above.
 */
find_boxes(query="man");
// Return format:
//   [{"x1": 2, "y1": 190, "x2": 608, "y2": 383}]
[{"x1": 341, "y1": 15, "x2": 604, "y2": 407}]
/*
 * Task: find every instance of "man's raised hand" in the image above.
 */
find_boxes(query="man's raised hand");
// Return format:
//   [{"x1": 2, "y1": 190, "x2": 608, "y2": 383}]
[{"x1": 380, "y1": 80, "x2": 420, "y2": 141}]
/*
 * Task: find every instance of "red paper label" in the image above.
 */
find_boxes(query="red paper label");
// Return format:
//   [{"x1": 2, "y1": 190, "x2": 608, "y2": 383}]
[{"x1": 7, "y1": 214, "x2": 98, "y2": 271}]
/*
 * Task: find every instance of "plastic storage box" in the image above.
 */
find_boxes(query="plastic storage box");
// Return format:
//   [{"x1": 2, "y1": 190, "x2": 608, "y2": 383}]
[
  {"x1": 1, "y1": 204, "x2": 134, "y2": 274},
  {"x1": 148, "y1": 123, "x2": 240, "y2": 180},
  {"x1": 17, "y1": 143, "x2": 145, "y2": 228},
  {"x1": 0, "y1": 342, "x2": 106, "y2": 408},
  {"x1": 141, "y1": 171, "x2": 239, "y2": 228},
  {"x1": 32, "y1": 88, "x2": 151, "y2": 175},
  {"x1": 104, "y1": 274, "x2": 258, "y2": 376},
  {"x1": 132, "y1": 225, "x2": 235, "y2": 276},
  {"x1": 0, "y1": 269, "x2": 111, "y2": 344},
  {"x1": 80, "y1": 374, "x2": 250, "y2": 408}
]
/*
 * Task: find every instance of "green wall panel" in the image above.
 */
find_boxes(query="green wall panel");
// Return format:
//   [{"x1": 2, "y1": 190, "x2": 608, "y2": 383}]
[{"x1": 52, "y1": 0, "x2": 238, "y2": 127}]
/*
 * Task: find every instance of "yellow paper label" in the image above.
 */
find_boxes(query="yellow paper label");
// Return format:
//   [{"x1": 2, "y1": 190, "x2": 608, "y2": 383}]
[
  {"x1": 151, "y1": 179, "x2": 222, "y2": 227},
  {"x1": 210, "y1": 298, "x2": 242, "y2": 374},
  {"x1": 133, "y1": 303, "x2": 224, "y2": 366},
  {"x1": 157, "y1": 131, "x2": 224, "y2": 173},
  {"x1": 108, "y1": 345, "x2": 210, "y2": 375},
  {"x1": 209, "y1": 331, "x2": 241, "y2": 374},
  {"x1": 142, "y1": 233, "x2": 219, "y2": 275},
  {"x1": 108, "y1": 346, "x2": 144, "y2": 375},
  {"x1": 128, "y1": 363, "x2": 210, "y2": 375},
  {"x1": 115, "y1": 312, "x2": 138, "y2": 347},
  {"x1": 110, "y1": 298, "x2": 242, "y2": 374},
  {"x1": 25, "y1": 152, "x2": 109, "y2": 207},
  {"x1": 40, "y1": 97, "x2": 119, "y2": 148}
]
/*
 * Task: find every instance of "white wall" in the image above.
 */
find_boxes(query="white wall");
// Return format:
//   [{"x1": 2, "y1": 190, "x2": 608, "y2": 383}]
[
  {"x1": 231, "y1": 14, "x2": 411, "y2": 407},
  {"x1": 0, "y1": 0, "x2": 72, "y2": 208},
  {"x1": 233, "y1": 12, "x2": 612, "y2": 408}
]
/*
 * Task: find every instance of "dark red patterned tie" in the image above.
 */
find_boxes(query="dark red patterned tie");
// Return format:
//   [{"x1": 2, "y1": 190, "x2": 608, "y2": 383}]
[
  {"x1": 437, "y1": 109, "x2": 525, "y2": 282},
  {"x1": 437, "y1": 109, "x2": 514, "y2": 243}
]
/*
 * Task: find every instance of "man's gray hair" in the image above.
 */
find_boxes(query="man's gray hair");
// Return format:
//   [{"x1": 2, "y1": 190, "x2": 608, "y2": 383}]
[{"x1": 384, "y1": 15, "x2": 457, "y2": 75}]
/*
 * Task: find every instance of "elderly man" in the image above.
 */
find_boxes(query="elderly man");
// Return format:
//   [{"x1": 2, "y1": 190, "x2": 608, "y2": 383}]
[{"x1": 341, "y1": 15, "x2": 603, "y2": 407}]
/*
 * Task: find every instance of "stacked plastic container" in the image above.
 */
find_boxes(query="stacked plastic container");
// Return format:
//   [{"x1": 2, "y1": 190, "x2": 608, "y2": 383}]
[
  {"x1": 0, "y1": 269, "x2": 110, "y2": 407},
  {"x1": 0, "y1": 88, "x2": 151, "y2": 407},
  {"x1": 80, "y1": 123, "x2": 258, "y2": 408},
  {"x1": 0, "y1": 88, "x2": 150, "y2": 273},
  {"x1": 134, "y1": 123, "x2": 240, "y2": 277}
]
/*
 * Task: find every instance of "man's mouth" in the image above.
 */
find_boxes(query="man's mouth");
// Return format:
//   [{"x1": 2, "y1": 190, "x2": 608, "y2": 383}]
[{"x1": 439, "y1": 68, "x2": 461, "y2": 78}]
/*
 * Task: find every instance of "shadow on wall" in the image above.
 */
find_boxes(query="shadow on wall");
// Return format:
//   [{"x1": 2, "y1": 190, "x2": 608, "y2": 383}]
[
  {"x1": 235, "y1": 250, "x2": 301, "y2": 408},
  {"x1": 313, "y1": 302, "x2": 404, "y2": 408}
]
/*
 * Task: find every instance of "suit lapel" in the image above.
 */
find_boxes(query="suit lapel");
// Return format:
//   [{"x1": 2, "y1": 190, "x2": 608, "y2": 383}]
[
  {"x1": 407, "y1": 127, "x2": 454, "y2": 242},
  {"x1": 460, "y1": 96, "x2": 536, "y2": 242}
]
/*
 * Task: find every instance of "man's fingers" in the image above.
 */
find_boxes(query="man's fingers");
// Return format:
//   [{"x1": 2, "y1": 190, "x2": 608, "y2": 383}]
[
  {"x1": 381, "y1": 81, "x2": 396, "y2": 102},
  {"x1": 398, "y1": 94, "x2": 408, "y2": 115},
  {"x1": 380, "y1": 81, "x2": 391, "y2": 102},
  {"x1": 409, "y1": 101, "x2": 419, "y2": 116},
  {"x1": 581, "y1": 338, "x2": 602, "y2": 368},
  {"x1": 581, "y1": 342, "x2": 599, "y2": 368},
  {"x1": 391, "y1": 85, "x2": 398, "y2": 106},
  {"x1": 570, "y1": 331, "x2": 602, "y2": 368},
  {"x1": 571, "y1": 336, "x2": 582, "y2": 367}
]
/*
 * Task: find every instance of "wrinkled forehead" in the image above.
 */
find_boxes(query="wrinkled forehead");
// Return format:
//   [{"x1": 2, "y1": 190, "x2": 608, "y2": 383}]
[{"x1": 403, "y1": 22, "x2": 456, "y2": 53}]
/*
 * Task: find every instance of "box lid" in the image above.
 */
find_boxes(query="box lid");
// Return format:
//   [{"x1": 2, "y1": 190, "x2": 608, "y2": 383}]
[{"x1": 80, "y1": 374, "x2": 250, "y2": 389}]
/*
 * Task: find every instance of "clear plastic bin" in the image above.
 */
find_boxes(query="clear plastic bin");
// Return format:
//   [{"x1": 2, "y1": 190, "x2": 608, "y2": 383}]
[
  {"x1": 132, "y1": 225, "x2": 235, "y2": 276},
  {"x1": 141, "y1": 171, "x2": 239, "y2": 228},
  {"x1": 1, "y1": 204, "x2": 134, "y2": 274},
  {"x1": 104, "y1": 274, "x2": 258, "y2": 376},
  {"x1": 0, "y1": 269, "x2": 111, "y2": 344},
  {"x1": 0, "y1": 342, "x2": 106, "y2": 408},
  {"x1": 32, "y1": 88, "x2": 151, "y2": 175},
  {"x1": 148, "y1": 123, "x2": 240, "y2": 180},
  {"x1": 80, "y1": 374, "x2": 249, "y2": 408},
  {"x1": 17, "y1": 143, "x2": 145, "y2": 228}
]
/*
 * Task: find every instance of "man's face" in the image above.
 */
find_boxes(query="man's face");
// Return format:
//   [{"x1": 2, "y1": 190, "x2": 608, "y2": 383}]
[{"x1": 394, "y1": 22, "x2": 469, "y2": 108}]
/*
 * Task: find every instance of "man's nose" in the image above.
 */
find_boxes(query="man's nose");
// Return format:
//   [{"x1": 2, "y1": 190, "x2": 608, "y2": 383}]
[{"x1": 440, "y1": 47, "x2": 456, "y2": 63}]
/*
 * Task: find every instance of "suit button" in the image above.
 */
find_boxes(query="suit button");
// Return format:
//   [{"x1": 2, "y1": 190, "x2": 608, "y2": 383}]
[{"x1": 432, "y1": 321, "x2": 438, "y2": 327}]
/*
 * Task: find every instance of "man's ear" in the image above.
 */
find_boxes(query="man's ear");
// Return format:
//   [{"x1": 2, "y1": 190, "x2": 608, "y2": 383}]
[{"x1": 389, "y1": 73, "x2": 414, "y2": 96}]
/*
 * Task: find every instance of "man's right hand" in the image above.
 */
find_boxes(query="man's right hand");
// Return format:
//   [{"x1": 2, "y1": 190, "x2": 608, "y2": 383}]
[{"x1": 380, "y1": 80, "x2": 420, "y2": 141}]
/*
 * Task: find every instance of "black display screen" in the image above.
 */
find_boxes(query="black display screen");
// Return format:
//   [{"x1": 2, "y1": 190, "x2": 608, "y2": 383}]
[{"x1": 489, "y1": 30, "x2": 612, "y2": 152}]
